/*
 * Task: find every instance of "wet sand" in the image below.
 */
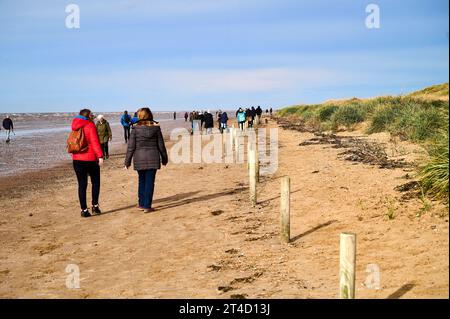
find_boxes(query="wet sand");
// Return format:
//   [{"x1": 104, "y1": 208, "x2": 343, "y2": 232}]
[
  {"x1": 0, "y1": 113, "x2": 191, "y2": 177},
  {"x1": 0, "y1": 119, "x2": 448, "y2": 298}
]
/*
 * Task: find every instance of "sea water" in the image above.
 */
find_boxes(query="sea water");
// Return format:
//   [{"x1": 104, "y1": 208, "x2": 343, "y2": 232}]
[{"x1": 0, "y1": 112, "x2": 191, "y2": 177}]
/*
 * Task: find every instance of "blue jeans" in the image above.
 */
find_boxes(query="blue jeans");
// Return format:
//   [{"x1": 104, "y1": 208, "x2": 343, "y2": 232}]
[{"x1": 138, "y1": 169, "x2": 157, "y2": 209}]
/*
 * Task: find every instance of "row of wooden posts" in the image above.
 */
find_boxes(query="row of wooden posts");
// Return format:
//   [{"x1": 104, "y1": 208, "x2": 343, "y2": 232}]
[{"x1": 241, "y1": 131, "x2": 357, "y2": 299}]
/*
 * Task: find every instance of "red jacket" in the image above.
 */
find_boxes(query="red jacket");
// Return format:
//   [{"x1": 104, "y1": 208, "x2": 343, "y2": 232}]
[{"x1": 71, "y1": 116, "x2": 103, "y2": 161}]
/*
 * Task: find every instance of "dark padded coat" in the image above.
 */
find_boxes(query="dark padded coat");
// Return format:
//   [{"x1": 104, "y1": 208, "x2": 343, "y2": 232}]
[
  {"x1": 204, "y1": 113, "x2": 214, "y2": 128},
  {"x1": 124, "y1": 122, "x2": 168, "y2": 171}
]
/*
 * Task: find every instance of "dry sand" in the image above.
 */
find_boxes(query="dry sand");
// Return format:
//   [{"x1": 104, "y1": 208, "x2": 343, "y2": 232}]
[{"x1": 0, "y1": 119, "x2": 448, "y2": 298}]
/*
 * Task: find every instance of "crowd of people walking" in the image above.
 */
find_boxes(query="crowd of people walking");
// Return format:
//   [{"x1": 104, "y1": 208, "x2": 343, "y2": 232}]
[
  {"x1": 187, "y1": 106, "x2": 272, "y2": 134},
  {"x1": 68, "y1": 106, "x2": 273, "y2": 218}
]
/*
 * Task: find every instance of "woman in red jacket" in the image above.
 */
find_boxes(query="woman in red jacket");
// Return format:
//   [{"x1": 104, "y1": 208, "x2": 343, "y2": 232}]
[{"x1": 71, "y1": 109, "x2": 104, "y2": 217}]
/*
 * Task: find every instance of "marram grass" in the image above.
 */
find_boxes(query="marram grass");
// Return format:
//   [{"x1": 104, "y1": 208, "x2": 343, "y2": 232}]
[{"x1": 419, "y1": 133, "x2": 449, "y2": 202}]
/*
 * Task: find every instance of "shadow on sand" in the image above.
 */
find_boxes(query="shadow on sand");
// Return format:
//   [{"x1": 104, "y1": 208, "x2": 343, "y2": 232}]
[
  {"x1": 155, "y1": 187, "x2": 246, "y2": 211},
  {"x1": 386, "y1": 283, "x2": 416, "y2": 299},
  {"x1": 290, "y1": 220, "x2": 338, "y2": 243},
  {"x1": 259, "y1": 189, "x2": 302, "y2": 204},
  {"x1": 98, "y1": 188, "x2": 245, "y2": 216}
]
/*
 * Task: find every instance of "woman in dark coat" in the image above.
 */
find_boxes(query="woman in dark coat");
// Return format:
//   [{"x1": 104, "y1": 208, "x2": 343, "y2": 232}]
[
  {"x1": 204, "y1": 110, "x2": 214, "y2": 134},
  {"x1": 124, "y1": 108, "x2": 168, "y2": 213}
]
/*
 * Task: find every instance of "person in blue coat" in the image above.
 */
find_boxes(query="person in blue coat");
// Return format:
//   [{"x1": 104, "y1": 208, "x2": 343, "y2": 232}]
[
  {"x1": 120, "y1": 110, "x2": 132, "y2": 143},
  {"x1": 236, "y1": 108, "x2": 246, "y2": 131},
  {"x1": 131, "y1": 112, "x2": 139, "y2": 125}
]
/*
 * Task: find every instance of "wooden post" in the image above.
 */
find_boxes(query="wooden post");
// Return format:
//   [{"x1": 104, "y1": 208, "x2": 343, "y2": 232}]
[
  {"x1": 280, "y1": 176, "x2": 290, "y2": 243},
  {"x1": 255, "y1": 140, "x2": 260, "y2": 183},
  {"x1": 339, "y1": 232, "x2": 356, "y2": 299},
  {"x1": 222, "y1": 131, "x2": 227, "y2": 158},
  {"x1": 247, "y1": 131, "x2": 259, "y2": 183},
  {"x1": 248, "y1": 148, "x2": 257, "y2": 206},
  {"x1": 247, "y1": 141, "x2": 251, "y2": 172},
  {"x1": 230, "y1": 125, "x2": 235, "y2": 154},
  {"x1": 233, "y1": 128, "x2": 238, "y2": 160},
  {"x1": 224, "y1": 130, "x2": 233, "y2": 164}
]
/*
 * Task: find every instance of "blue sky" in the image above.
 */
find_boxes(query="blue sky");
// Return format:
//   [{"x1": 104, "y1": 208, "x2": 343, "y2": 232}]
[{"x1": 0, "y1": 0, "x2": 448, "y2": 112}]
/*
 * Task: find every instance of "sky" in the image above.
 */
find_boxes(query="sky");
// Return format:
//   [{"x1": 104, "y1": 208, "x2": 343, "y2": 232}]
[{"x1": 0, "y1": 0, "x2": 448, "y2": 112}]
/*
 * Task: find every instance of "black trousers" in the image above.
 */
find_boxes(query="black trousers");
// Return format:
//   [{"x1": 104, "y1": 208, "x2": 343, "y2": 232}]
[
  {"x1": 73, "y1": 160, "x2": 100, "y2": 210},
  {"x1": 101, "y1": 142, "x2": 109, "y2": 158},
  {"x1": 123, "y1": 126, "x2": 131, "y2": 142}
]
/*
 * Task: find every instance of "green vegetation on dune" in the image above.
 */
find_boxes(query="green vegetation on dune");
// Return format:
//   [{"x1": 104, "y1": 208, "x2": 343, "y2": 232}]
[
  {"x1": 419, "y1": 131, "x2": 449, "y2": 202},
  {"x1": 367, "y1": 98, "x2": 448, "y2": 142},
  {"x1": 409, "y1": 83, "x2": 449, "y2": 99},
  {"x1": 278, "y1": 83, "x2": 449, "y2": 202}
]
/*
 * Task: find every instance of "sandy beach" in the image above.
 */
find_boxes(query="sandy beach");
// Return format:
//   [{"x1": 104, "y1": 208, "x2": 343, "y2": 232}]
[{"x1": 0, "y1": 118, "x2": 447, "y2": 299}]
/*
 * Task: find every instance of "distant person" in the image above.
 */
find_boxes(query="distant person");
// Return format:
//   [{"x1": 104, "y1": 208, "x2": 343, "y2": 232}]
[
  {"x1": 184, "y1": 112, "x2": 189, "y2": 122},
  {"x1": 256, "y1": 106, "x2": 262, "y2": 124},
  {"x1": 124, "y1": 108, "x2": 168, "y2": 213},
  {"x1": 70, "y1": 109, "x2": 104, "y2": 218},
  {"x1": 198, "y1": 111, "x2": 205, "y2": 132},
  {"x1": 220, "y1": 111, "x2": 228, "y2": 133},
  {"x1": 270, "y1": 108, "x2": 273, "y2": 117},
  {"x1": 131, "y1": 112, "x2": 139, "y2": 125},
  {"x1": 120, "y1": 110, "x2": 132, "y2": 143},
  {"x1": 204, "y1": 110, "x2": 214, "y2": 134},
  {"x1": 189, "y1": 111, "x2": 194, "y2": 133},
  {"x1": 191, "y1": 111, "x2": 201, "y2": 134},
  {"x1": 173, "y1": 111, "x2": 177, "y2": 120},
  {"x1": 217, "y1": 110, "x2": 222, "y2": 130},
  {"x1": 236, "y1": 108, "x2": 246, "y2": 131},
  {"x1": 96, "y1": 115, "x2": 112, "y2": 159},
  {"x1": 245, "y1": 108, "x2": 252, "y2": 129},
  {"x1": 250, "y1": 106, "x2": 256, "y2": 128},
  {"x1": 2, "y1": 115, "x2": 14, "y2": 143}
]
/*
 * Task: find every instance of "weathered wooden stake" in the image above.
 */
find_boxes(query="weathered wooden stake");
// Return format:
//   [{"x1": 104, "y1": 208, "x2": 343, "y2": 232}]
[
  {"x1": 248, "y1": 148, "x2": 257, "y2": 206},
  {"x1": 339, "y1": 232, "x2": 356, "y2": 299},
  {"x1": 280, "y1": 176, "x2": 290, "y2": 243},
  {"x1": 230, "y1": 125, "x2": 235, "y2": 155},
  {"x1": 222, "y1": 131, "x2": 226, "y2": 157},
  {"x1": 255, "y1": 141, "x2": 260, "y2": 183},
  {"x1": 247, "y1": 142, "x2": 251, "y2": 172},
  {"x1": 247, "y1": 132, "x2": 259, "y2": 183},
  {"x1": 225, "y1": 130, "x2": 234, "y2": 163},
  {"x1": 234, "y1": 130, "x2": 243, "y2": 163}
]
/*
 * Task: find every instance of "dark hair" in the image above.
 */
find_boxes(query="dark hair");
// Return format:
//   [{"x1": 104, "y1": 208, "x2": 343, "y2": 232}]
[{"x1": 79, "y1": 109, "x2": 91, "y2": 118}]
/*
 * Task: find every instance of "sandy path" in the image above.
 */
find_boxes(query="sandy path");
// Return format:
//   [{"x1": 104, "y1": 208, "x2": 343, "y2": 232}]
[{"x1": 0, "y1": 120, "x2": 448, "y2": 298}]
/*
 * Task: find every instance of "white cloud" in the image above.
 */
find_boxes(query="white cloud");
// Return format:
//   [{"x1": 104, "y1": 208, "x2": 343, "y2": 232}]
[
  {"x1": 68, "y1": 67, "x2": 339, "y2": 94},
  {"x1": 156, "y1": 68, "x2": 338, "y2": 93}
]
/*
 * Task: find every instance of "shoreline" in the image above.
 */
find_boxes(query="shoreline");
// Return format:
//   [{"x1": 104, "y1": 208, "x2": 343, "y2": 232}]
[
  {"x1": 0, "y1": 123, "x2": 226, "y2": 200},
  {"x1": 0, "y1": 117, "x2": 192, "y2": 179},
  {"x1": 0, "y1": 143, "x2": 127, "y2": 201}
]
